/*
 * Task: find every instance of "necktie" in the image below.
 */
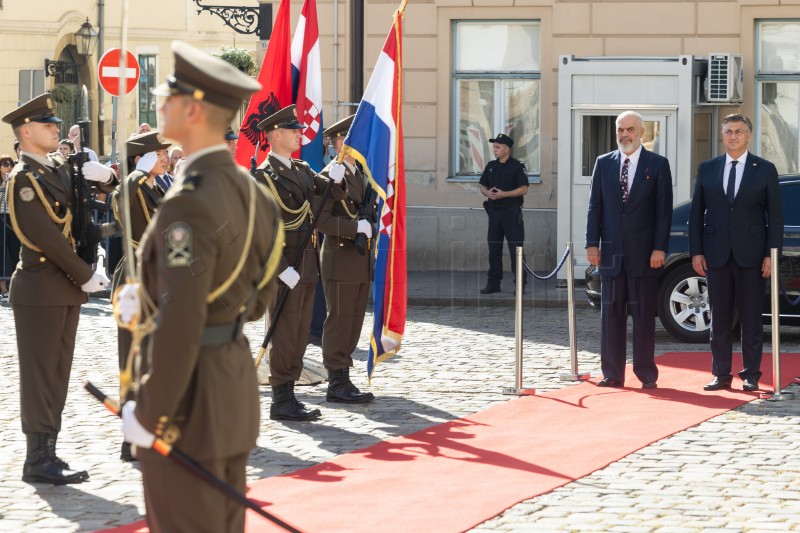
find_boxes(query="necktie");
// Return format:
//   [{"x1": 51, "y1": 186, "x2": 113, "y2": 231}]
[
  {"x1": 620, "y1": 158, "x2": 630, "y2": 204},
  {"x1": 727, "y1": 160, "x2": 738, "y2": 204}
]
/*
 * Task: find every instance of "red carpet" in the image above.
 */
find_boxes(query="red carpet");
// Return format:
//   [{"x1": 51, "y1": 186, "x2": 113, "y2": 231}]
[{"x1": 103, "y1": 352, "x2": 800, "y2": 533}]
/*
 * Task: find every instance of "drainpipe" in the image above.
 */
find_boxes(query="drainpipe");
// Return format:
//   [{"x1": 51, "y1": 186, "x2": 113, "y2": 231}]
[
  {"x1": 349, "y1": 0, "x2": 363, "y2": 106},
  {"x1": 97, "y1": 0, "x2": 105, "y2": 156}
]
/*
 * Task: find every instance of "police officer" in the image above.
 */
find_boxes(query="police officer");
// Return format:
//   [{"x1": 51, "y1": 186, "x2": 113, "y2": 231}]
[
  {"x1": 3, "y1": 94, "x2": 113, "y2": 484},
  {"x1": 225, "y1": 126, "x2": 239, "y2": 157},
  {"x1": 316, "y1": 115, "x2": 375, "y2": 403},
  {"x1": 110, "y1": 130, "x2": 171, "y2": 462},
  {"x1": 478, "y1": 133, "x2": 529, "y2": 294},
  {"x1": 254, "y1": 104, "x2": 347, "y2": 421},
  {"x1": 119, "y1": 41, "x2": 283, "y2": 533}
]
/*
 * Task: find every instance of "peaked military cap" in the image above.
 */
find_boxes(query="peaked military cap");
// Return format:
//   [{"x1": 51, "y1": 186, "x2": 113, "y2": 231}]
[
  {"x1": 2, "y1": 94, "x2": 63, "y2": 130},
  {"x1": 323, "y1": 114, "x2": 354, "y2": 139},
  {"x1": 127, "y1": 130, "x2": 172, "y2": 158},
  {"x1": 257, "y1": 104, "x2": 304, "y2": 131},
  {"x1": 225, "y1": 127, "x2": 239, "y2": 141},
  {"x1": 489, "y1": 133, "x2": 513, "y2": 148},
  {"x1": 153, "y1": 41, "x2": 262, "y2": 112}
]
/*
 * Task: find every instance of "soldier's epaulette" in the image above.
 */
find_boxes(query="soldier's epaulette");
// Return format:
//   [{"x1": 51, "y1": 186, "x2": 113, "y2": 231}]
[
  {"x1": 291, "y1": 158, "x2": 311, "y2": 170},
  {"x1": 181, "y1": 171, "x2": 203, "y2": 191}
]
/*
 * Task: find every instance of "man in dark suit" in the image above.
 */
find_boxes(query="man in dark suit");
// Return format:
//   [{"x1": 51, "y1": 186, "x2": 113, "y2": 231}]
[
  {"x1": 689, "y1": 114, "x2": 783, "y2": 392},
  {"x1": 586, "y1": 110, "x2": 673, "y2": 389}
]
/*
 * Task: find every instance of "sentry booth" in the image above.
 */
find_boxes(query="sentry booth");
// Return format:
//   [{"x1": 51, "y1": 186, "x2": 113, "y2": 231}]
[{"x1": 555, "y1": 54, "x2": 743, "y2": 279}]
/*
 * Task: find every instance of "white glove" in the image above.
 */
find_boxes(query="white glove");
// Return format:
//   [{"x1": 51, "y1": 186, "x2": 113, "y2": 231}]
[
  {"x1": 116, "y1": 283, "x2": 140, "y2": 324},
  {"x1": 278, "y1": 266, "x2": 300, "y2": 289},
  {"x1": 81, "y1": 271, "x2": 110, "y2": 293},
  {"x1": 121, "y1": 401, "x2": 156, "y2": 449},
  {"x1": 357, "y1": 219, "x2": 373, "y2": 239},
  {"x1": 328, "y1": 163, "x2": 345, "y2": 184},
  {"x1": 135, "y1": 152, "x2": 158, "y2": 174},
  {"x1": 82, "y1": 161, "x2": 113, "y2": 184}
]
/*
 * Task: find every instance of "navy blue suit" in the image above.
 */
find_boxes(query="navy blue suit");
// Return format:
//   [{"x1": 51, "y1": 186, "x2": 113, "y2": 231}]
[
  {"x1": 586, "y1": 147, "x2": 673, "y2": 384},
  {"x1": 688, "y1": 152, "x2": 783, "y2": 381}
]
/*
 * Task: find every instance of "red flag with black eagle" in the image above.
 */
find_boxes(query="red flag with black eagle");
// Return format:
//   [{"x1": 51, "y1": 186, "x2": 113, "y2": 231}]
[{"x1": 235, "y1": 0, "x2": 292, "y2": 168}]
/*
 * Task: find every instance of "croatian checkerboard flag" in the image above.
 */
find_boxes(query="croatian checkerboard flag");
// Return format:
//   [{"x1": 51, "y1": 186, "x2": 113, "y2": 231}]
[
  {"x1": 290, "y1": 0, "x2": 324, "y2": 171},
  {"x1": 343, "y1": 5, "x2": 407, "y2": 380}
]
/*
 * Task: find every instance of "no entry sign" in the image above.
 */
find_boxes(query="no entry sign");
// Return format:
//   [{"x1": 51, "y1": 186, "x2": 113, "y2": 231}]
[{"x1": 98, "y1": 48, "x2": 140, "y2": 96}]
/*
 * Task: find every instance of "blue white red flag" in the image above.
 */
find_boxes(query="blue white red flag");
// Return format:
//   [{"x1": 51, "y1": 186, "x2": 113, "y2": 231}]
[
  {"x1": 290, "y1": 0, "x2": 324, "y2": 171},
  {"x1": 235, "y1": 0, "x2": 292, "y2": 168},
  {"x1": 343, "y1": 3, "x2": 407, "y2": 381}
]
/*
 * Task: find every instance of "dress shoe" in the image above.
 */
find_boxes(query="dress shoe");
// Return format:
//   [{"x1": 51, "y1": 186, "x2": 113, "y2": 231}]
[
  {"x1": 270, "y1": 382, "x2": 321, "y2": 421},
  {"x1": 307, "y1": 333, "x2": 322, "y2": 346},
  {"x1": 480, "y1": 284, "x2": 501, "y2": 295},
  {"x1": 703, "y1": 376, "x2": 733, "y2": 391},
  {"x1": 326, "y1": 368, "x2": 375, "y2": 404},
  {"x1": 597, "y1": 378, "x2": 623, "y2": 388},
  {"x1": 641, "y1": 381, "x2": 658, "y2": 389},
  {"x1": 742, "y1": 378, "x2": 759, "y2": 392}
]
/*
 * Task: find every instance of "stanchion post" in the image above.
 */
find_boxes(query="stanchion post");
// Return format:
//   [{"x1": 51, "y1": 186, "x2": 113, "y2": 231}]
[
  {"x1": 502, "y1": 246, "x2": 535, "y2": 396},
  {"x1": 764, "y1": 247, "x2": 794, "y2": 401},
  {"x1": 560, "y1": 242, "x2": 590, "y2": 382}
]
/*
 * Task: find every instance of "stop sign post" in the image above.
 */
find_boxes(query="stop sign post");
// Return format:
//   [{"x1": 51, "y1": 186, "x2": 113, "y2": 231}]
[{"x1": 98, "y1": 48, "x2": 140, "y2": 96}]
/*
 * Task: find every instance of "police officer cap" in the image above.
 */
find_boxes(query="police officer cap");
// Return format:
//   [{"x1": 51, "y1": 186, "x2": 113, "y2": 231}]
[
  {"x1": 225, "y1": 127, "x2": 239, "y2": 141},
  {"x1": 257, "y1": 104, "x2": 304, "y2": 131},
  {"x1": 153, "y1": 41, "x2": 262, "y2": 112},
  {"x1": 323, "y1": 114, "x2": 354, "y2": 139},
  {"x1": 2, "y1": 94, "x2": 63, "y2": 130},
  {"x1": 127, "y1": 130, "x2": 172, "y2": 158},
  {"x1": 489, "y1": 133, "x2": 514, "y2": 148}
]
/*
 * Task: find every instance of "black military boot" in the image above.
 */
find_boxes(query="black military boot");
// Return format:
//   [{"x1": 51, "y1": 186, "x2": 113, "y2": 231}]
[
  {"x1": 22, "y1": 433, "x2": 89, "y2": 485},
  {"x1": 326, "y1": 368, "x2": 375, "y2": 404},
  {"x1": 270, "y1": 382, "x2": 321, "y2": 421},
  {"x1": 120, "y1": 441, "x2": 137, "y2": 462}
]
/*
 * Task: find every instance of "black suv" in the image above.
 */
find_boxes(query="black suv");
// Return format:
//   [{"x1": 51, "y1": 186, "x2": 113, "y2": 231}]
[{"x1": 585, "y1": 175, "x2": 800, "y2": 343}]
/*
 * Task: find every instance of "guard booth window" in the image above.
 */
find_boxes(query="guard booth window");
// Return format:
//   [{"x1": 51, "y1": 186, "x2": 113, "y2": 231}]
[
  {"x1": 138, "y1": 55, "x2": 157, "y2": 129},
  {"x1": 757, "y1": 20, "x2": 800, "y2": 175},
  {"x1": 452, "y1": 21, "x2": 540, "y2": 180}
]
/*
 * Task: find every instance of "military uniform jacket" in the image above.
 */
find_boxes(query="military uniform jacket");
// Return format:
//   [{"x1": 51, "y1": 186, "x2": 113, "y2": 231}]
[
  {"x1": 112, "y1": 171, "x2": 164, "y2": 249},
  {"x1": 317, "y1": 161, "x2": 373, "y2": 283},
  {"x1": 6, "y1": 154, "x2": 110, "y2": 306},
  {"x1": 254, "y1": 154, "x2": 345, "y2": 284},
  {"x1": 135, "y1": 148, "x2": 282, "y2": 461}
]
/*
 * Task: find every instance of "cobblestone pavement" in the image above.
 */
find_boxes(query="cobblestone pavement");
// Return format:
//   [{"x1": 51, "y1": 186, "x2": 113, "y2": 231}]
[{"x1": 0, "y1": 298, "x2": 798, "y2": 532}]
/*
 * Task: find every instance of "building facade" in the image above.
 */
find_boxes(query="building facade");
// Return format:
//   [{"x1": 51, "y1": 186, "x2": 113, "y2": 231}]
[{"x1": 2, "y1": 1, "x2": 798, "y2": 273}]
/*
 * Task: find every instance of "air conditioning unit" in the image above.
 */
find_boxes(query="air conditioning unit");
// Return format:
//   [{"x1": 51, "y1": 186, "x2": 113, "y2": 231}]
[{"x1": 705, "y1": 53, "x2": 743, "y2": 103}]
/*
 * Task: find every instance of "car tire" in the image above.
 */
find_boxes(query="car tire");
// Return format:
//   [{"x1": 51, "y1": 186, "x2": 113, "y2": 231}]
[{"x1": 657, "y1": 263, "x2": 714, "y2": 343}]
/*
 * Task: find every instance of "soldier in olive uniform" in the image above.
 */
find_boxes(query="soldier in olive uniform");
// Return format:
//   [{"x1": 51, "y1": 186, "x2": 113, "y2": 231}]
[
  {"x1": 3, "y1": 94, "x2": 114, "y2": 484},
  {"x1": 119, "y1": 41, "x2": 283, "y2": 533},
  {"x1": 316, "y1": 115, "x2": 375, "y2": 403},
  {"x1": 110, "y1": 130, "x2": 171, "y2": 462},
  {"x1": 253, "y1": 104, "x2": 347, "y2": 421}
]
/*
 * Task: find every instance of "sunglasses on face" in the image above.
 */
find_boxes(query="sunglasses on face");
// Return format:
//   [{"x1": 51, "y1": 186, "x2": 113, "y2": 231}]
[{"x1": 1, "y1": 162, "x2": 13, "y2": 168}]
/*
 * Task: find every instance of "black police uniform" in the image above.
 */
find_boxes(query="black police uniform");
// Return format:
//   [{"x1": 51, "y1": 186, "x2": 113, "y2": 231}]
[{"x1": 480, "y1": 157, "x2": 528, "y2": 289}]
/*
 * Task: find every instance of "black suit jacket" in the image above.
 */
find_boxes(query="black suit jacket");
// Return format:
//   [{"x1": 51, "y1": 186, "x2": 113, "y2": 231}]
[
  {"x1": 688, "y1": 152, "x2": 783, "y2": 269},
  {"x1": 585, "y1": 147, "x2": 673, "y2": 278}
]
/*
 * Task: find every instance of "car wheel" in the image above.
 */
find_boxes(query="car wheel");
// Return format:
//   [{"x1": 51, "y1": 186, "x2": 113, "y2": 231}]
[{"x1": 657, "y1": 263, "x2": 713, "y2": 343}]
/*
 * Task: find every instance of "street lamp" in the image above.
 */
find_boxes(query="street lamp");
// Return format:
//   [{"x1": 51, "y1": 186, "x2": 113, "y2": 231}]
[
  {"x1": 45, "y1": 18, "x2": 99, "y2": 77},
  {"x1": 74, "y1": 18, "x2": 99, "y2": 59}
]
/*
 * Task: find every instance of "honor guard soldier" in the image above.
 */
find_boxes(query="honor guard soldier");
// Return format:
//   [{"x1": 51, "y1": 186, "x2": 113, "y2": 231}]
[
  {"x1": 254, "y1": 104, "x2": 347, "y2": 421},
  {"x1": 110, "y1": 130, "x2": 171, "y2": 462},
  {"x1": 3, "y1": 94, "x2": 114, "y2": 485},
  {"x1": 317, "y1": 115, "x2": 375, "y2": 403},
  {"x1": 119, "y1": 41, "x2": 283, "y2": 533}
]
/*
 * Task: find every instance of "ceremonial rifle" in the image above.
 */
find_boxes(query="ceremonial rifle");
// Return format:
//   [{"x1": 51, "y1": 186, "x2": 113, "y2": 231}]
[
  {"x1": 254, "y1": 176, "x2": 334, "y2": 369},
  {"x1": 84, "y1": 382, "x2": 301, "y2": 532},
  {"x1": 68, "y1": 85, "x2": 115, "y2": 266}
]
